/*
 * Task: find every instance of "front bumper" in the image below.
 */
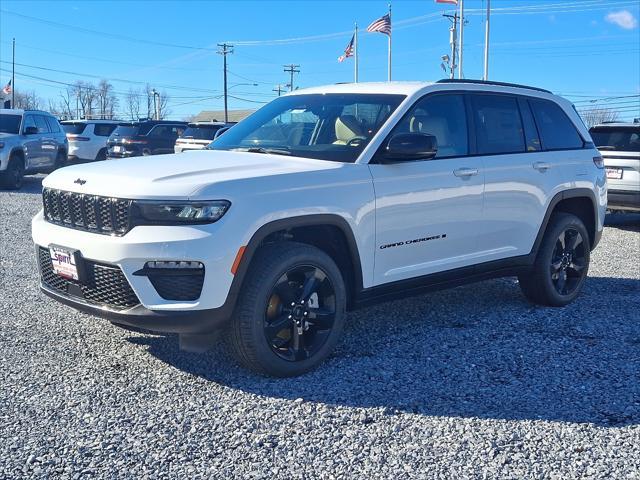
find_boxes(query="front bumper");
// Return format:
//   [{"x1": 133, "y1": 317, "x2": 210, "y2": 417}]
[
  {"x1": 32, "y1": 211, "x2": 240, "y2": 333},
  {"x1": 41, "y1": 284, "x2": 232, "y2": 333}
]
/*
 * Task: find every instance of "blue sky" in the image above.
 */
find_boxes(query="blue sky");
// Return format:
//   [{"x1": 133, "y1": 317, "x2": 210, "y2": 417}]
[{"x1": 1, "y1": 0, "x2": 638, "y2": 120}]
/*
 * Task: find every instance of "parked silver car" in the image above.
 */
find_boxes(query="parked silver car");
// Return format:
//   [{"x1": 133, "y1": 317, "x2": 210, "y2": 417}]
[{"x1": 0, "y1": 109, "x2": 68, "y2": 189}]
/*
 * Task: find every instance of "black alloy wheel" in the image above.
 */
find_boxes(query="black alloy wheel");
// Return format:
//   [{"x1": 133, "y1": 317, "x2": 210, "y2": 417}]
[
  {"x1": 549, "y1": 227, "x2": 587, "y2": 296},
  {"x1": 264, "y1": 265, "x2": 337, "y2": 362}
]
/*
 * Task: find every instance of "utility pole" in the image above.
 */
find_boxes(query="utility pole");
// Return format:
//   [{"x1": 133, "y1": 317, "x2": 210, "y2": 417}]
[
  {"x1": 11, "y1": 38, "x2": 15, "y2": 108},
  {"x1": 151, "y1": 88, "x2": 160, "y2": 120},
  {"x1": 483, "y1": 0, "x2": 491, "y2": 81},
  {"x1": 354, "y1": 23, "x2": 359, "y2": 83},
  {"x1": 273, "y1": 84, "x2": 286, "y2": 97},
  {"x1": 443, "y1": 12, "x2": 458, "y2": 79},
  {"x1": 217, "y1": 43, "x2": 234, "y2": 123},
  {"x1": 458, "y1": 0, "x2": 464, "y2": 79},
  {"x1": 283, "y1": 64, "x2": 300, "y2": 92}
]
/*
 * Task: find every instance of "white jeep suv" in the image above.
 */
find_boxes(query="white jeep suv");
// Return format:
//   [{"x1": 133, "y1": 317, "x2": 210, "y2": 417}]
[{"x1": 32, "y1": 80, "x2": 607, "y2": 376}]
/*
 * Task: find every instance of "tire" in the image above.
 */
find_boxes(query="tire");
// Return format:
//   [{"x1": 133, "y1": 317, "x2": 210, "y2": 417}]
[
  {"x1": 518, "y1": 213, "x2": 590, "y2": 307},
  {"x1": 227, "y1": 242, "x2": 347, "y2": 377},
  {"x1": 1, "y1": 154, "x2": 25, "y2": 190},
  {"x1": 95, "y1": 148, "x2": 107, "y2": 161},
  {"x1": 142, "y1": 149, "x2": 151, "y2": 156}
]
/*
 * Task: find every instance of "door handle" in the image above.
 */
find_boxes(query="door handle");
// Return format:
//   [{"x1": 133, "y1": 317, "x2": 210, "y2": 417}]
[
  {"x1": 453, "y1": 167, "x2": 479, "y2": 177},
  {"x1": 533, "y1": 161, "x2": 551, "y2": 172}
]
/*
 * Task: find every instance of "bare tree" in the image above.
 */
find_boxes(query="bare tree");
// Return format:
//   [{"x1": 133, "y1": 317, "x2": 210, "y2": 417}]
[
  {"x1": 581, "y1": 107, "x2": 620, "y2": 128},
  {"x1": 96, "y1": 79, "x2": 118, "y2": 119},
  {"x1": 125, "y1": 88, "x2": 141, "y2": 120},
  {"x1": 13, "y1": 90, "x2": 42, "y2": 109},
  {"x1": 157, "y1": 91, "x2": 171, "y2": 120}
]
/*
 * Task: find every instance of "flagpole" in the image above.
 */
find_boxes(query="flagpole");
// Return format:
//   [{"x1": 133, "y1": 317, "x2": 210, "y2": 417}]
[
  {"x1": 458, "y1": 0, "x2": 464, "y2": 79},
  {"x1": 354, "y1": 23, "x2": 359, "y2": 83},
  {"x1": 12, "y1": 38, "x2": 15, "y2": 108},
  {"x1": 483, "y1": 0, "x2": 490, "y2": 80},
  {"x1": 387, "y1": 3, "x2": 392, "y2": 81}
]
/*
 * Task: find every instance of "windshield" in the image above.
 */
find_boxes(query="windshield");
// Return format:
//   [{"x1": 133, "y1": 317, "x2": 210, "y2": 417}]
[
  {"x1": 62, "y1": 123, "x2": 87, "y2": 135},
  {"x1": 590, "y1": 127, "x2": 640, "y2": 152},
  {"x1": 209, "y1": 93, "x2": 406, "y2": 162},
  {"x1": 0, "y1": 114, "x2": 22, "y2": 134},
  {"x1": 111, "y1": 125, "x2": 141, "y2": 137},
  {"x1": 181, "y1": 126, "x2": 221, "y2": 140}
]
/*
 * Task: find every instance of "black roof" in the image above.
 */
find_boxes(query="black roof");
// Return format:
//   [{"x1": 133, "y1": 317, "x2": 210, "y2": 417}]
[
  {"x1": 436, "y1": 79, "x2": 552, "y2": 94},
  {"x1": 117, "y1": 120, "x2": 188, "y2": 126}
]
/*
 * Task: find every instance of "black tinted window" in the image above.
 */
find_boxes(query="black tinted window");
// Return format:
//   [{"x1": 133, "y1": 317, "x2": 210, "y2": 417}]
[
  {"x1": 518, "y1": 98, "x2": 541, "y2": 152},
  {"x1": 45, "y1": 117, "x2": 60, "y2": 133},
  {"x1": 590, "y1": 127, "x2": 640, "y2": 152},
  {"x1": 182, "y1": 126, "x2": 221, "y2": 140},
  {"x1": 390, "y1": 94, "x2": 468, "y2": 158},
  {"x1": 530, "y1": 99, "x2": 583, "y2": 150},
  {"x1": 63, "y1": 123, "x2": 87, "y2": 134},
  {"x1": 472, "y1": 94, "x2": 525, "y2": 155},
  {"x1": 34, "y1": 115, "x2": 50, "y2": 133},
  {"x1": 94, "y1": 124, "x2": 117, "y2": 136},
  {"x1": 112, "y1": 125, "x2": 140, "y2": 136},
  {"x1": 0, "y1": 114, "x2": 21, "y2": 134}
]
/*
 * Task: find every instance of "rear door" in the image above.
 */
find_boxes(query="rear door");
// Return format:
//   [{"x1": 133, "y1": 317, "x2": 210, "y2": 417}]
[
  {"x1": 479, "y1": 94, "x2": 587, "y2": 260},
  {"x1": 21, "y1": 114, "x2": 45, "y2": 169},
  {"x1": 34, "y1": 115, "x2": 56, "y2": 167},
  {"x1": 369, "y1": 93, "x2": 485, "y2": 285}
]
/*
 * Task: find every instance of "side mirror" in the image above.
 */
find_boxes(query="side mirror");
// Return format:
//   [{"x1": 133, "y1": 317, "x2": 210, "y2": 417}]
[
  {"x1": 380, "y1": 133, "x2": 438, "y2": 162},
  {"x1": 24, "y1": 126, "x2": 38, "y2": 135},
  {"x1": 214, "y1": 126, "x2": 231, "y2": 139}
]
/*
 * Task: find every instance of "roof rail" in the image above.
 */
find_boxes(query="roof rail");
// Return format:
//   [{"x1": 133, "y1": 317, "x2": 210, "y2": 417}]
[{"x1": 435, "y1": 79, "x2": 552, "y2": 94}]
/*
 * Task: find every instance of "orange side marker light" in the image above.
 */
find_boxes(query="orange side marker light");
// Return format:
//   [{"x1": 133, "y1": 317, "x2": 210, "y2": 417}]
[{"x1": 231, "y1": 246, "x2": 246, "y2": 275}]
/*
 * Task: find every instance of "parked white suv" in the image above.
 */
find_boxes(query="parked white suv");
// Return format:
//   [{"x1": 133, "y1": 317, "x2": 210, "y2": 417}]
[
  {"x1": 61, "y1": 120, "x2": 119, "y2": 163},
  {"x1": 589, "y1": 122, "x2": 640, "y2": 212},
  {"x1": 32, "y1": 80, "x2": 606, "y2": 376}
]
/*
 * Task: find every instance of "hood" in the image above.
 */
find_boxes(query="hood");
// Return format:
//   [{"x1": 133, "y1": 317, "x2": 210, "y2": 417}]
[
  {"x1": 0, "y1": 132, "x2": 18, "y2": 139},
  {"x1": 42, "y1": 149, "x2": 344, "y2": 199}
]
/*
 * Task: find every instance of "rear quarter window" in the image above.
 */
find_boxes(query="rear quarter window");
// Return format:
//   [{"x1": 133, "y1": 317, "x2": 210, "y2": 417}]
[{"x1": 530, "y1": 99, "x2": 584, "y2": 150}]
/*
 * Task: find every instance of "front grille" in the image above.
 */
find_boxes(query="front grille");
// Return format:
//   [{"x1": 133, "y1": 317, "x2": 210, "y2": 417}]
[
  {"x1": 42, "y1": 188, "x2": 131, "y2": 236},
  {"x1": 38, "y1": 247, "x2": 140, "y2": 310},
  {"x1": 147, "y1": 271, "x2": 205, "y2": 301}
]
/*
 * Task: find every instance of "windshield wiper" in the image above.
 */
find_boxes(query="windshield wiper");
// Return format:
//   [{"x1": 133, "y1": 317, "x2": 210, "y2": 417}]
[{"x1": 233, "y1": 147, "x2": 292, "y2": 156}]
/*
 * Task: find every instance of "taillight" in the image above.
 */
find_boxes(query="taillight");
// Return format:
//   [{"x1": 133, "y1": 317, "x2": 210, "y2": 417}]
[
  {"x1": 593, "y1": 156, "x2": 605, "y2": 169},
  {"x1": 67, "y1": 135, "x2": 90, "y2": 141},
  {"x1": 123, "y1": 138, "x2": 147, "y2": 144}
]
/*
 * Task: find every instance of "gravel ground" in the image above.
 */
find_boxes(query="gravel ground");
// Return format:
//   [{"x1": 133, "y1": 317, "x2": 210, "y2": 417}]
[{"x1": 1, "y1": 176, "x2": 639, "y2": 479}]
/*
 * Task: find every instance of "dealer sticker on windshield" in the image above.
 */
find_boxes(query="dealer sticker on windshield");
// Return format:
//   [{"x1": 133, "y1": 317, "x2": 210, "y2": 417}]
[{"x1": 49, "y1": 246, "x2": 80, "y2": 281}]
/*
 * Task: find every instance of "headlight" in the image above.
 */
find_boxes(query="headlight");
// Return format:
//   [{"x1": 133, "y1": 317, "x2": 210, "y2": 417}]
[{"x1": 132, "y1": 200, "x2": 230, "y2": 225}]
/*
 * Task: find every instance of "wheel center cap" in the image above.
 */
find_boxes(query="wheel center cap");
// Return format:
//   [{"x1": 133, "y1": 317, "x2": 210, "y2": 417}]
[{"x1": 292, "y1": 305, "x2": 306, "y2": 320}]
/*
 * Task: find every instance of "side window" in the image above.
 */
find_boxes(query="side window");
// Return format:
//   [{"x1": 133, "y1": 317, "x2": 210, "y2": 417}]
[
  {"x1": 23, "y1": 115, "x2": 37, "y2": 132},
  {"x1": 390, "y1": 94, "x2": 468, "y2": 158},
  {"x1": 471, "y1": 94, "x2": 525, "y2": 155},
  {"x1": 44, "y1": 117, "x2": 60, "y2": 133},
  {"x1": 518, "y1": 98, "x2": 541, "y2": 152},
  {"x1": 530, "y1": 99, "x2": 583, "y2": 150},
  {"x1": 171, "y1": 126, "x2": 184, "y2": 136},
  {"x1": 94, "y1": 124, "x2": 117, "y2": 136},
  {"x1": 34, "y1": 115, "x2": 50, "y2": 134},
  {"x1": 148, "y1": 125, "x2": 168, "y2": 137}
]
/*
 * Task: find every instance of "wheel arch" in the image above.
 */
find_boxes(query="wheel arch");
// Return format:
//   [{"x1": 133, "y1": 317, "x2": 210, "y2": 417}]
[
  {"x1": 531, "y1": 188, "x2": 599, "y2": 257},
  {"x1": 230, "y1": 214, "x2": 364, "y2": 310}
]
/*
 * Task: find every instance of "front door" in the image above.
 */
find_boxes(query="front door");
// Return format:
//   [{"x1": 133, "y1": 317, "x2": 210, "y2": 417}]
[
  {"x1": 21, "y1": 115, "x2": 45, "y2": 169},
  {"x1": 368, "y1": 93, "x2": 485, "y2": 286}
]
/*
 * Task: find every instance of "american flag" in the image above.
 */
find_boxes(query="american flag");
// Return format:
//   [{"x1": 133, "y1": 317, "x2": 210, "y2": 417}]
[
  {"x1": 367, "y1": 13, "x2": 391, "y2": 36},
  {"x1": 435, "y1": 0, "x2": 458, "y2": 4},
  {"x1": 338, "y1": 35, "x2": 355, "y2": 62},
  {"x1": 1, "y1": 80, "x2": 11, "y2": 96}
]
